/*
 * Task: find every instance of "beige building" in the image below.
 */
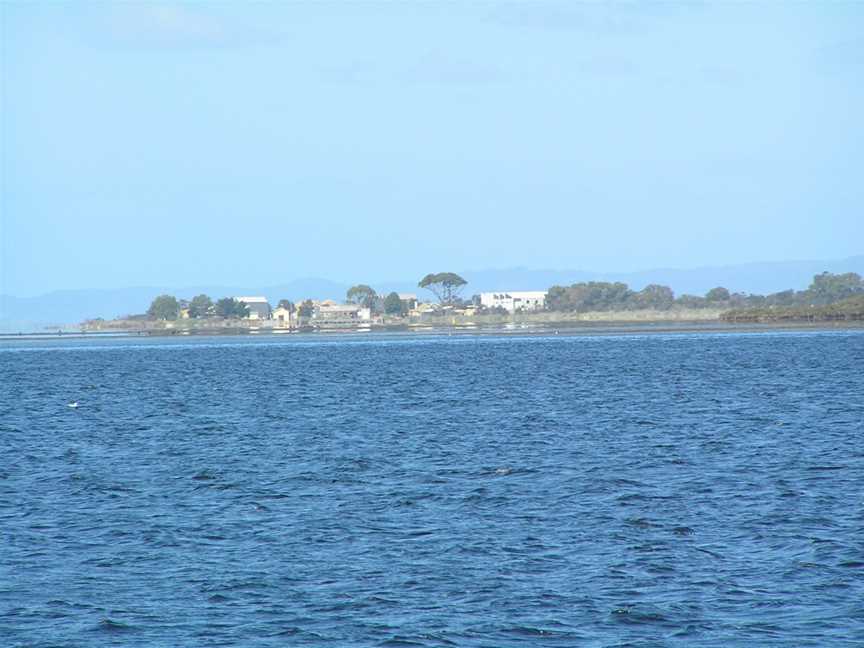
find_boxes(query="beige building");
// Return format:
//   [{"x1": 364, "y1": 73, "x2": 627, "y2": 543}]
[
  {"x1": 409, "y1": 302, "x2": 440, "y2": 318},
  {"x1": 272, "y1": 306, "x2": 293, "y2": 328}
]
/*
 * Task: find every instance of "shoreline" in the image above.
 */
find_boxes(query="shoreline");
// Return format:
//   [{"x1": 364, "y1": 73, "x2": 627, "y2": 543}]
[{"x1": 3, "y1": 319, "x2": 863, "y2": 342}]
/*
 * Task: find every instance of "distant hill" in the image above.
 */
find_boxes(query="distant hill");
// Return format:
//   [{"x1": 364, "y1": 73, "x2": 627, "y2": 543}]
[{"x1": 1, "y1": 255, "x2": 862, "y2": 333}]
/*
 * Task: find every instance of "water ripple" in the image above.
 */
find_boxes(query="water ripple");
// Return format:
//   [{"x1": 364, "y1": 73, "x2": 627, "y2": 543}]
[{"x1": 2, "y1": 331, "x2": 863, "y2": 646}]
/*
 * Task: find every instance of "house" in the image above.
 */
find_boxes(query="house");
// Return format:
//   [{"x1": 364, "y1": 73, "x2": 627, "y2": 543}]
[
  {"x1": 312, "y1": 303, "x2": 372, "y2": 328},
  {"x1": 236, "y1": 296, "x2": 272, "y2": 320},
  {"x1": 479, "y1": 291, "x2": 547, "y2": 313},
  {"x1": 272, "y1": 306, "x2": 293, "y2": 328},
  {"x1": 409, "y1": 302, "x2": 440, "y2": 318}
]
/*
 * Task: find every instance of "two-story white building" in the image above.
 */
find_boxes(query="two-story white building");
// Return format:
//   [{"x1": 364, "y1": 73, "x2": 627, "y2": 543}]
[
  {"x1": 312, "y1": 303, "x2": 371, "y2": 328},
  {"x1": 479, "y1": 291, "x2": 547, "y2": 313}
]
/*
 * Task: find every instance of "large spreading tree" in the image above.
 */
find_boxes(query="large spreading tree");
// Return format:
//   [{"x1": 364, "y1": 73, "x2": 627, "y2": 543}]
[
  {"x1": 418, "y1": 272, "x2": 467, "y2": 305},
  {"x1": 346, "y1": 284, "x2": 377, "y2": 308}
]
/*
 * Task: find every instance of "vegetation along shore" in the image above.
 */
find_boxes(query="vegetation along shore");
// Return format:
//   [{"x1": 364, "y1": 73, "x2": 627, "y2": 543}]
[{"x1": 80, "y1": 271, "x2": 864, "y2": 335}]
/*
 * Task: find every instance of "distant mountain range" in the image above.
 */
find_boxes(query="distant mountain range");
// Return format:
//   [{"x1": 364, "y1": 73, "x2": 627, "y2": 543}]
[{"x1": 2, "y1": 255, "x2": 863, "y2": 333}]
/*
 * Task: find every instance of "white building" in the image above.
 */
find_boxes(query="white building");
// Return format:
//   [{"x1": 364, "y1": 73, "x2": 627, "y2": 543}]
[
  {"x1": 480, "y1": 291, "x2": 547, "y2": 313},
  {"x1": 312, "y1": 303, "x2": 371, "y2": 328},
  {"x1": 236, "y1": 296, "x2": 271, "y2": 320}
]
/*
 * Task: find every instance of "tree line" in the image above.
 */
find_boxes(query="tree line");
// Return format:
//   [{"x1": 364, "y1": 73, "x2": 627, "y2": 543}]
[
  {"x1": 146, "y1": 294, "x2": 257, "y2": 321},
  {"x1": 143, "y1": 271, "x2": 862, "y2": 321},
  {"x1": 545, "y1": 272, "x2": 864, "y2": 313},
  {"x1": 718, "y1": 272, "x2": 864, "y2": 322}
]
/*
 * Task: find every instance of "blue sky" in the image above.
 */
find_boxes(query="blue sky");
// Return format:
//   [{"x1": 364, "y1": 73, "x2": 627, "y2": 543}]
[{"x1": 2, "y1": 2, "x2": 863, "y2": 297}]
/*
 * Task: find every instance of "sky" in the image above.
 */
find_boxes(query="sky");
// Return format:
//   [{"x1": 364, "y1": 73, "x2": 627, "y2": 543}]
[{"x1": 1, "y1": 1, "x2": 863, "y2": 297}]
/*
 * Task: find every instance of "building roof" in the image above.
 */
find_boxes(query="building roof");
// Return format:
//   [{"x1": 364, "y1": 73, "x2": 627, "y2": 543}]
[
  {"x1": 397, "y1": 293, "x2": 418, "y2": 300},
  {"x1": 480, "y1": 290, "x2": 547, "y2": 298},
  {"x1": 317, "y1": 304, "x2": 362, "y2": 313},
  {"x1": 235, "y1": 296, "x2": 270, "y2": 304}
]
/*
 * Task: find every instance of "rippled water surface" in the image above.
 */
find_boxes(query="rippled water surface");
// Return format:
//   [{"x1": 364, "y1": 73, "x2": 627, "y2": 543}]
[{"x1": 2, "y1": 331, "x2": 863, "y2": 647}]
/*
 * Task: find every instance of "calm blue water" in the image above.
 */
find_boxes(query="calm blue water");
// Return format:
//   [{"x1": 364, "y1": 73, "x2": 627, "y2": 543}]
[{"x1": 2, "y1": 331, "x2": 863, "y2": 647}]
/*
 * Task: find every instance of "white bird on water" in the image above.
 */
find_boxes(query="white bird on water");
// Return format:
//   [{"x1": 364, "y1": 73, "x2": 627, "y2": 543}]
[{"x1": 67, "y1": 401, "x2": 79, "y2": 409}]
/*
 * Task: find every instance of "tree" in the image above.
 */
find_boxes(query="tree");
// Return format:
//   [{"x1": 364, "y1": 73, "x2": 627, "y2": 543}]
[
  {"x1": 546, "y1": 282, "x2": 632, "y2": 312},
  {"x1": 277, "y1": 299, "x2": 295, "y2": 312},
  {"x1": 545, "y1": 285, "x2": 569, "y2": 311},
  {"x1": 188, "y1": 294, "x2": 213, "y2": 318},
  {"x1": 346, "y1": 284, "x2": 377, "y2": 308},
  {"x1": 676, "y1": 294, "x2": 707, "y2": 308},
  {"x1": 298, "y1": 299, "x2": 314, "y2": 318},
  {"x1": 214, "y1": 298, "x2": 232, "y2": 318},
  {"x1": 418, "y1": 272, "x2": 467, "y2": 305},
  {"x1": 214, "y1": 298, "x2": 234, "y2": 318},
  {"x1": 705, "y1": 287, "x2": 731, "y2": 302},
  {"x1": 807, "y1": 272, "x2": 864, "y2": 304},
  {"x1": 631, "y1": 284, "x2": 675, "y2": 310},
  {"x1": 764, "y1": 289, "x2": 799, "y2": 306},
  {"x1": 214, "y1": 297, "x2": 249, "y2": 319},
  {"x1": 147, "y1": 295, "x2": 179, "y2": 321},
  {"x1": 384, "y1": 292, "x2": 405, "y2": 315}
]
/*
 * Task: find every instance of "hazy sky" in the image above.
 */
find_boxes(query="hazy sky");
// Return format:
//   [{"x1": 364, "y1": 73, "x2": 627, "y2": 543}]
[{"x1": 2, "y1": 2, "x2": 863, "y2": 296}]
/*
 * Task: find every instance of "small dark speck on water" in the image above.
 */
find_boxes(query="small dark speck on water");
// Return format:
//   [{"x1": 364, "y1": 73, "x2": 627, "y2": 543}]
[{"x1": 2, "y1": 330, "x2": 863, "y2": 646}]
